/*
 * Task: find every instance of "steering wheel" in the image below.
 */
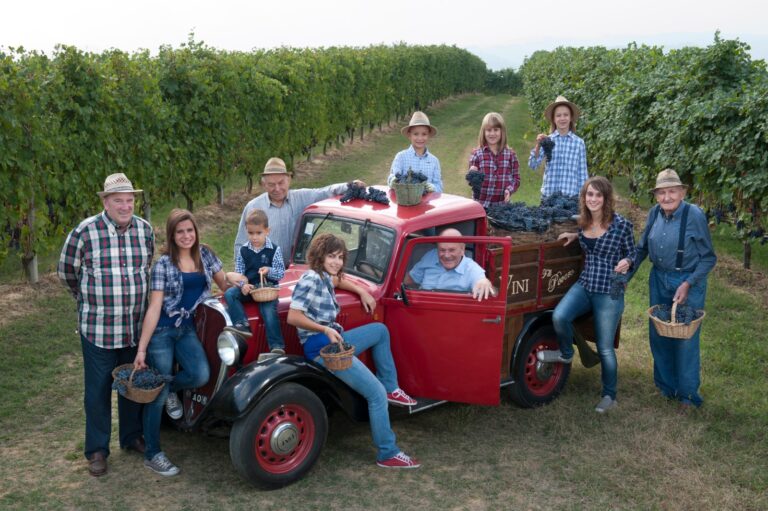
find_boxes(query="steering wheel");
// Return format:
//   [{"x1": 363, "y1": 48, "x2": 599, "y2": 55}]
[{"x1": 356, "y1": 260, "x2": 385, "y2": 280}]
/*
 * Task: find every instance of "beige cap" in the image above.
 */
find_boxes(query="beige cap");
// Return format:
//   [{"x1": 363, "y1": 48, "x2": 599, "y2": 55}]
[
  {"x1": 97, "y1": 173, "x2": 142, "y2": 197},
  {"x1": 401, "y1": 111, "x2": 437, "y2": 137},
  {"x1": 263, "y1": 157, "x2": 290, "y2": 175},
  {"x1": 544, "y1": 96, "x2": 580, "y2": 125},
  {"x1": 652, "y1": 169, "x2": 688, "y2": 191}
]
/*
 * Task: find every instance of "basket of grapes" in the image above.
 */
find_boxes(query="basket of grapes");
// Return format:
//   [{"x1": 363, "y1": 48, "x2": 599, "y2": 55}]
[
  {"x1": 112, "y1": 364, "x2": 173, "y2": 403},
  {"x1": 250, "y1": 273, "x2": 279, "y2": 302},
  {"x1": 647, "y1": 302, "x2": 706, "y2": 340},
  {"x1": 319, "y1": 341, "x2": 355, "y2": 371},
  {"x1": 392, "y1": 168, "x2": 427, "y2": 206}
]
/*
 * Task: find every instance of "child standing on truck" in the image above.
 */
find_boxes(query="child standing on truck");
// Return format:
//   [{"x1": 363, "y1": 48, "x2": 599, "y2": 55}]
[
  {"x1": 388, "y1": 111, "x2": 442, "y2": 193},
  {"x1": 528, "y1": 96, "x2": 588, "y2": 198},
  {"x1": 467, "y1": 112, "x2": 520, "y2": 207},
  {"x1": 287, "y1": 233, "x2": 421, "y2": 469},
  {"x1": 224, "y1": 209, "x2": 286, "y2": 360}
]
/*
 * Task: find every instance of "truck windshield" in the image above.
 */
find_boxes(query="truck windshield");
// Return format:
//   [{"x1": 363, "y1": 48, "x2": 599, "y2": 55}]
[{"x1": 293, "y1": 215, "x2": 395, "y2": 284}]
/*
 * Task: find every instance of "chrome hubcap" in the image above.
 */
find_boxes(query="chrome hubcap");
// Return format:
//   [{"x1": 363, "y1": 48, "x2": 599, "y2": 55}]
[{"x1": 270, "y1": 423, "x2": 300, "y2": 455}]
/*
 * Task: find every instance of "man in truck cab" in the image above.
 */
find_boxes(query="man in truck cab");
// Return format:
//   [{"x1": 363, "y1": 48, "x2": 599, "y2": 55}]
[{"x1": 404, "y1": 228, "x2": 495, "y2": 301}]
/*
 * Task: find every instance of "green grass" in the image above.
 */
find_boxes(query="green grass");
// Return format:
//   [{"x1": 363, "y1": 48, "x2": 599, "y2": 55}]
[{"x1": 1, "y1": 94, "x2": 766, "y2": 510}]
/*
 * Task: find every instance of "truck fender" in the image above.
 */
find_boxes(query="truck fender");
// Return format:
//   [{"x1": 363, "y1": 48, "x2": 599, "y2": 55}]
[
  {"x1": 206, "y1": 356, "x2": 370, "y2": 423},
  {"x1": 510, "y1": 311, "x2": 553, "y2": 371}
]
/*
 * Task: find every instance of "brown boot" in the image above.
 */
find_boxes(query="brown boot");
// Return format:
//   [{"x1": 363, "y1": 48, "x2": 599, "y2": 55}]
[{"x1": 88, "y1": 451, "x2": 107, "y2": 477}]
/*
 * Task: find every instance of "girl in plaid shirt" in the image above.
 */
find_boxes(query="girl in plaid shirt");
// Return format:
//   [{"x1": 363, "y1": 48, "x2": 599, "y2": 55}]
[
  {"x1": 468, "y1": 112, "x2": 520, "y2": 207},
  {"x1": 538, "y1": 177, "x2": 636, "y2": 414},
  {"x1": 287, "y1": 233, "x2": 421, "y2": 469}
]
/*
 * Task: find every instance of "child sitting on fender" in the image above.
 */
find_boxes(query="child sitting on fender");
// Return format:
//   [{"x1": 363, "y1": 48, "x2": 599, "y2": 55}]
[{"x1": 225, "y1": 209, "x2": 285, "y2": 359}]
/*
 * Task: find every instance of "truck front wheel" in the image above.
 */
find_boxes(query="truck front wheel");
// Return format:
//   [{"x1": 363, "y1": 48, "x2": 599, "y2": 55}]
[
  {"x1": 229, "y1": 382, "x2": 328, "y2": 488},
  {"x1": 509, "y1": 325, "x2": 570, "y2": 408}
]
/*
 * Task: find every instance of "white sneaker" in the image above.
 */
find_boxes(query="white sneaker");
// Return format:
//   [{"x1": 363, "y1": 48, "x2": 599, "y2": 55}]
[
  {"x1": 595, "y1": 395, "x2": 617, "y2": 413},
  {"x1": 165, "y1": 392, "x2": 183, "y2": 420},
  {"x1": 144, "y1": 452, "x2": 180, "y2": 476}
]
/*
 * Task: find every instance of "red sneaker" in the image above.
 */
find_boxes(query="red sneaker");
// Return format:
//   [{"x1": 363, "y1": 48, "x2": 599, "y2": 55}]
[
  {"x1": 377, "y1": 451, "x2": 421, "y2": 469},
  {"x1": 387, "y1": 388, "x2": 417, "y2": 407}
]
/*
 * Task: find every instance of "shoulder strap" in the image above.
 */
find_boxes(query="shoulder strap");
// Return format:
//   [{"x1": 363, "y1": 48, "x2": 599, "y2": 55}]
[
  {"x1": 641, "y1": 204, "x2": 661, "y2": 247},
  {"x1": 675, "y1": 203, "x2": 690, "y2": 270}
]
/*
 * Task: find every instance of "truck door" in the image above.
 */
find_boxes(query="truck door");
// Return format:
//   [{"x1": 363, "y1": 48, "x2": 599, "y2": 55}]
[{"x1": 383, "y1": 236, "x2": 511, "y2": 405}]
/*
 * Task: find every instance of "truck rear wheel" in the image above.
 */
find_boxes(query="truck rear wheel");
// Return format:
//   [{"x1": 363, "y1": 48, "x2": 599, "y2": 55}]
[
  {"x1": 229, "y1": 382, "x2": 328, "y2": 488},
  {"x1": 509, "y1": 325, "x2": 570, "y2": 408}
]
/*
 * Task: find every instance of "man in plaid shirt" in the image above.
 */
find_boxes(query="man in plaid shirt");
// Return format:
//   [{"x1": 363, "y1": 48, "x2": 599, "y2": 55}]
[{"x1": 58, "y1": 173, "x2": 154, "y2": 477}]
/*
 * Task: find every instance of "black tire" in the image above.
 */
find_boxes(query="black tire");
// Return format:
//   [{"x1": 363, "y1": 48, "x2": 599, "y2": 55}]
[
  {"x1": 509, "y1": 325, "x2": 571, "y2": 408},
  {"x1": 229, "y1": 382, "x2": 328, "y2": 488}
]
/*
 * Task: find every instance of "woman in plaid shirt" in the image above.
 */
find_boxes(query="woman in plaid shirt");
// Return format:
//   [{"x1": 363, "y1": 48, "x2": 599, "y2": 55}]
[
  {"x1": 538, "y1": 177, "x2": 636, "y2": 413},
  {"x1": 287, "y1": 233, "x2": 421, "y2": 469},
  {"x1": 467, "y1": 112, "x2": 521, "y2": 207}
]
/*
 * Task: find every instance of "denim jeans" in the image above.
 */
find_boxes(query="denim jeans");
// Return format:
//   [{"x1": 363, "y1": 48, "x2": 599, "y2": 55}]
[
  {"x1": 224, "y1": 286, "x2": 284, "y2": 350},
  {"x1": 552, "y1": 282, "x2": 624, "y2": 399},
  {"x1": 649, "y1": 267, "x2": 706, "y2": 407},
  {"x1": 81, "y1": 336, "x2": 143, "y2": 459},
  {"x1": 311, "y1": 322, "x2": 400, "y2": 461},
  {"x1": 143, "y1": 324, "x2": 210, "y2": 459}
]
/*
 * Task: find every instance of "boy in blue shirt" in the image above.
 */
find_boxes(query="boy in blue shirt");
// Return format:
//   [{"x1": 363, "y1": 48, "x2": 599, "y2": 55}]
[{"x1": 388, "y1": 111, "x2": 442, "y2": 193}]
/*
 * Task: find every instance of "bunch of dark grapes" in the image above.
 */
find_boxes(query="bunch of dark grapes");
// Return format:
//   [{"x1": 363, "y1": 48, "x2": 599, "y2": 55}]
[
  {"x1": 394, "y1": 168, "x2": 428, "y2": 184},
  {"x1": 321, "y1": 341, "x2": 353, "y2": 354},
  {"x1": 540, "y1": 192, "x2": 579, "y2": 222},
  {"x1": 465, "y1": 171, "x2": 485, "y2": 200},
  {"x1": 651, "y1": 303, "x2": 703, "y2": 325},
  {"x1": 486, "y1": 202, "x2": 551, "y2": 232},
  {"x1": 365, "y1": 187, "x2": 390, "y2": 205},
  {"x1": 609, "y1": 272, "x2": 630, "y2": 300},
  {"x1": 112, "y1": 366, "x2": 173, "y2": 396},
  {"x1": 340, "y1": 182, "x2": 367, "y2": 203},
  {"x1": 540, "y1": 137, "x2": 555, "y2": 162}
]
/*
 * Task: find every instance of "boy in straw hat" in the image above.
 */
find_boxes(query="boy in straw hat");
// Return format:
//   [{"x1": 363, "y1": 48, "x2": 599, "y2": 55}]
[
  {"x1": 58, "y1": 173, "x2": 154, "y2": 476},
  {"x1": 388, "y1": 111, "x2": 443, "y2": 193},
  {"x1": 528, "y1": 96, "x2": 588, "y2": 198}
]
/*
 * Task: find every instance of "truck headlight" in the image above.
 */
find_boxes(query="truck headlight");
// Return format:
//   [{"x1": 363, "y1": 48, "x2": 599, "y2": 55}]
[{"x1": 217, "y1": 330, "x2": 246, "y2": 366}]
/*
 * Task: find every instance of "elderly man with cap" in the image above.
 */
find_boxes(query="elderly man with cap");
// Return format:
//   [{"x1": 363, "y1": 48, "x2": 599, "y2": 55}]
[
  {"x1": 631, "y1": 169, "x2": 716, "y2": 412},
  {"x1": 234, "y1": 157, "x2": 364, "y2": 261},
  {"x1": 58, "y1": 173, "x2": 154, "y2": 476},
  {"x1": 404, "y1": 228, "x2": 495, "y2": 301}
]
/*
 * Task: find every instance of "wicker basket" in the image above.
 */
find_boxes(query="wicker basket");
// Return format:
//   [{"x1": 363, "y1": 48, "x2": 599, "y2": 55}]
[
  {"x1": 392, "y1": 182, "x2": 425, "y2": 206},
  {"x1": 319, "y1": 343, "x2": 355, "y2": 371},
  {"x1": 112, "y1": 364, "x2": 165, "y2": 404},
  {"x1": 250, "y1": 273, "x2": 279, "y2": 302},
  {"x1": 648, "y1": 302, "x2": 706, "y2": 340}
]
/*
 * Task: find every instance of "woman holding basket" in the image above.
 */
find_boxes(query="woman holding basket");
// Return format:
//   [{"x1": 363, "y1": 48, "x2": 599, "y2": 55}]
[
  {"x1": 631, "y1": 169, "x2": 716, "y2": 411},
  {"x1": 287, "y1": 233, "x2": 420, "y2": 469}
]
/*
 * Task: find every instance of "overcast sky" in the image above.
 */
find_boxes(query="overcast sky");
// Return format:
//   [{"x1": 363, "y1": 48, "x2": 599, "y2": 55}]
[{"x1": 2, "y1": 0, "x2": 766, "y2": 69}]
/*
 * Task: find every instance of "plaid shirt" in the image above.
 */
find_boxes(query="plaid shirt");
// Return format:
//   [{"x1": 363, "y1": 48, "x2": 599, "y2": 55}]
[
  {"x1": 234, "y1": 237, "x2": 285, "y2": 282},
  {"x1": 577, "y1": 213, "x2": 636, "y2": 294},
  {"x1": 469, "y1": 145, "x2": 521, "y2": 207},
  {"x1": 289, "y1": 270, "x2": 342, "y2": 343},
  {"x1": 58, "y1": 212, "x2": 154, "y2": 348},
  {"x1": 389, "y1": 146, "x2": 443, "y2": 192},
  {"x1": 528, "y1": 131, "x2": 588, "y2": 197},
  {"x1": 151, "y1": 246, "x2": 223, "y2": 327}
]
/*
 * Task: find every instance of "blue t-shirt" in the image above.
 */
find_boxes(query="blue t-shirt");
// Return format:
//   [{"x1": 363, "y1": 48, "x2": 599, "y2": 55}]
[{"x1": 157, "y1": 271, "x2": 206, "y2": 328}]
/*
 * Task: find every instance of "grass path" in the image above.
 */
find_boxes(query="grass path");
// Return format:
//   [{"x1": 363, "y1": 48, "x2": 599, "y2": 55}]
[{"x1": 1, "y1": 95, "x2": 766, "y2": 510}]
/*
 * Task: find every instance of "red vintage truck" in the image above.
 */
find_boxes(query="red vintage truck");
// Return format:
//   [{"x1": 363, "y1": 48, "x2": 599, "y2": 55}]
[{"x1": 183, "y1": 188, "x2": 607, "y2": 487}]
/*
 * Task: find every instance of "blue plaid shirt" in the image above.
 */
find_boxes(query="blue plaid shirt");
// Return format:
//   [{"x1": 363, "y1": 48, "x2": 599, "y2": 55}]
[
  {"x1": 528, "y1": 131, "x2": 588, "y2": 197},
  {"x1": 234, "y1": 237, "x2": 285, "y2": 282},
  {"x1": 289, "y1": 270, "x2": 342, "y2": 343},
  {"x1": 151, "y1": 246, "x2": 223, "y2": 326},
  {"x1": 389, "y1": 146, "x2": 443, "y2": 192},
  {"x1": 577, "y1": 213, "x2": 636, "y2": 294}
]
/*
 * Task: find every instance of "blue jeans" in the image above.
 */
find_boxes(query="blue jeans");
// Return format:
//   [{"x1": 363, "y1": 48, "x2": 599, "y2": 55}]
[
  {"x1": 649, "y1": 267, "x2": 706, "y2": 407},
  {"x1": 224, "y1": 286, "x2": 284, "y2": 350},
  {"x1": 81, "y1": 336, "x2": 143, "y2": 459},
  {"x1": 310, "y1": 322, "x2": 400, "y2": 461},
  {"x1": 143, "y1": 325, "x2": 210, "y2": 459},
  {"x1": 552, "y1": 282, "x2": 624, "y2": 400}
]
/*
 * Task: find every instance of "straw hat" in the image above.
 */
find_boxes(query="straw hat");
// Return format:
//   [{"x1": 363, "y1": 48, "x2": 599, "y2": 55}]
[
  {"x1": 652, "y1": 169, "x2": 688, "y2": 192},
  {"x1": 401, "y1": 111, "x2": 437, "y2": 137},
  {"x1": 97, "y1": 173, "x2": 142, "y2": 197},
  {"x1": 263, "y1": 157, "x2": 290, "y2": 176},
  {"x1": 544, "y1": 96, "x2": 581, "y2": 125}
]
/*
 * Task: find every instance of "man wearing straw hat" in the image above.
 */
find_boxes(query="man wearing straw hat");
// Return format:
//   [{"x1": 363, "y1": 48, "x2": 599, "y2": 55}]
[
  {"x1": 630, "y1": 169, "x2": 716, "y2": 412},
  {"x1": 58, "y1": 173, "x2": 154, "y2": 476},
  {"x1": 235, "y1": 157, "x2": 364, "y2": 261}
]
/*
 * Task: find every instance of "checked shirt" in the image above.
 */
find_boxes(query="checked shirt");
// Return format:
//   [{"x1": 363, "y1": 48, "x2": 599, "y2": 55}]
[
  {"x1": 469, "y1": 145, "x2": 521, "y2": 207},
  {"x1": 234, "y1": 238, "x2": 285, "y2": 282},
  {"x1": 58, "y1": 212, "x2": 154, "y2": 348},
  {"x1": 389, "y1": 146, "x2": 443, "y2": 192},
  {"x1": 528, "y1": 131, "x2": 588, "y2": 197},
  {"x1": 289, "y1": 270, "x2": 342, "y2": 343},
  {"x1": 577, "y1": 213, "x2": 636, "y2": 294}
]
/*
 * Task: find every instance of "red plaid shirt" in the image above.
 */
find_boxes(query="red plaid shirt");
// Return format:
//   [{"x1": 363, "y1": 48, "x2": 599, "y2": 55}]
[{"x1": 469, "y1": 146, "x2": 521, "y2": 207}]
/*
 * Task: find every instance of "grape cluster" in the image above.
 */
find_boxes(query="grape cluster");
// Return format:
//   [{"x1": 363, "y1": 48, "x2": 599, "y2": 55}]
[
  {"x1": 486, "y1": 202, "x2": 551, "y2": 232},
  {"x1": 465, "y1": 171, "x2": 485, "y2": 200},
  {"x1": 609, "y1": 272, "x2": 630, "y2": 300},
  {"x1": 651, "y1": 303, "x2": 703, "y2": 325},
  {"x1": 321, "y1": 341, "x2": 353, "y2": 354},
  {"x1": 340, "y1": 183, "x2": 390, "y2": 205},
  {"x1": 394, "y1": 168, "x2": 428, "y2": 184},
  {"x1": 540, "y1": 192, "x2": 579, "y2": 221},
  {"x1": 112, "y1": 366, "x2": 173, "y2": 396},
  {"x1": 540, "y1": 137, "x2": 555, "y2": 162}
]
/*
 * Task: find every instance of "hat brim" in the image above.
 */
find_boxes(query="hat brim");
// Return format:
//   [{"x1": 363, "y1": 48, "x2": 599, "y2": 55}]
[
  {"x1": 401, "y1": 124, "x2": 437, "y2": 137},
  {"x1": 262, "y1": 168, "x2": 291, "y2": 176},
  {"x1": 651, "y1": 182, "x2": 688, "y2": 192},
  {"x1": 97, "y1": 188, "x2": 143, "y2": 197},
  {"x1": 545, "y1": 100, "x2": 580, "y2": 124}
]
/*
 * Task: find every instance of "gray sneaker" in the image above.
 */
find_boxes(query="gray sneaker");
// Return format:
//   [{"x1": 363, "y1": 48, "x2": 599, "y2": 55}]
[
  {"x1": 537, "y1": 350, "x2": 574, "y2": 364},
  {"x1": 165, "y1": 392, "x2": 183, "y2": 420},
  {"x1": 144, "y1": 452, "x2": 180, "y2": 477},
  {"x1": 595, "y1": 395, "x2": 617, "y2": 413}
]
